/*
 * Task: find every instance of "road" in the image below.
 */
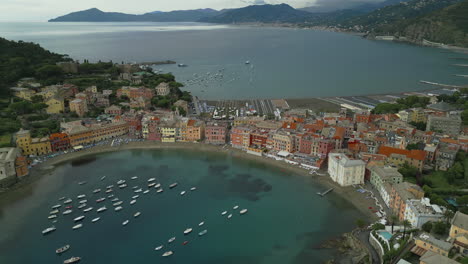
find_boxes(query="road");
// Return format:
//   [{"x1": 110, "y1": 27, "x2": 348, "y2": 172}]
[{"x1": 355, "y1": 229, "x2": 380, "y2": 264}]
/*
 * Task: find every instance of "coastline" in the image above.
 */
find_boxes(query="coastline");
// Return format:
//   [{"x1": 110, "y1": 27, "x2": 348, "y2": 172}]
[{"x1": 0, "y1": 141, "x2": 378, "y2": 223}]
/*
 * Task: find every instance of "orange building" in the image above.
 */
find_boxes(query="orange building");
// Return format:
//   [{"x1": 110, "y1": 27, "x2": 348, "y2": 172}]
[
  {"x1": 390, "y1": 182, "x2": 424, "y2": 221},
  {"x1": 378, "y1": 146, "x2": 426, "y2": 171}
]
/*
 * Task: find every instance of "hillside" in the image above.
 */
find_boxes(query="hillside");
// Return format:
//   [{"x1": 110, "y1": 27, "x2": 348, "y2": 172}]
[
  {"x1": 376, "y1": 0, "x2": 468, "y2": 47},
  {"x1": 299, "y1": 0, "x2": 406, "y2": 14},
  {"x1": 49, "y1": 8, "x2": 220, "y2": 22},
  {"x1": 199, "y1": 4, "x2": 312, "y2": 23}
]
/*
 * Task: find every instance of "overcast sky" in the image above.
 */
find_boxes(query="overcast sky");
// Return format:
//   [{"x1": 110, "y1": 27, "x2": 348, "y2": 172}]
[{"x1": 0, "y1": 0, "x2": 381, "y2": 22}]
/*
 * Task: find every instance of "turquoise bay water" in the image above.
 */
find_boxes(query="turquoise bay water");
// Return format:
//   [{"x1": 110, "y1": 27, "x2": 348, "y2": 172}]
[
  {"x1": 0, "y1": 149, "x2": 363, "y2": 263},
  {"x1": 0, "y1": 22, "x2": 466, "y2": 99}
]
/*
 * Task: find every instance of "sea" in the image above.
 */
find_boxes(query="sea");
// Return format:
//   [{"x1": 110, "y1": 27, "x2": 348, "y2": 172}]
[
  {"x1": 0, "y1": 149, "x2": 363, "y2": 263},
  {"x1": 0, "y1": 22, "x2": 467, "y2": 100}
]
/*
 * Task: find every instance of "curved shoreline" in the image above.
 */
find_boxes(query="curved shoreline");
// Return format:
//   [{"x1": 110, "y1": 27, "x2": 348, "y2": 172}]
[{"x1": 1, "y1": 141, "x2": 378, "y2": 222}]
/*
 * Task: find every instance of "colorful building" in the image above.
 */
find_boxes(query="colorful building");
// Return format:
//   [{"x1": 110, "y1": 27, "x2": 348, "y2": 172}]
[
  {"x1": 378, "y1": 146, "x2": 426, "y2": 171},
  {"x1": 205, "y1": 122, "x2": 228, "y2": 145},
  {"x1": 45, "y1": 96, "x2": 65, "y2": 114},
  {"x1": 230, "y1": 127, "x2": 251, "y2": 149},
  {"x1": 390, "y1": 182, "x2": 424, "y2": 221},
  {"x1": 69, "y1": 98, "x2": 88, "y2": 117},
  {"x1": 15, "y1": 129, "x2": 51, "y2": 156},
  {"x1": 49, "y1": 133, "x2": 70, "y2": 152},
  {"x1": 179, "y1": 119, "x2": 205, "y2": 142},
  {"x1": 327, "y1": 153, "x2": 365, "y2": 186}
]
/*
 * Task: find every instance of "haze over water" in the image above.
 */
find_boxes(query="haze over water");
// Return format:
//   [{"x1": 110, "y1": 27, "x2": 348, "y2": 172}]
[
  {"x1": 0, "y1": 22, "x2": 465, "y2": 99},
  {"x1": 0, "y1": 149, "x2": 363, "y2": 263}
]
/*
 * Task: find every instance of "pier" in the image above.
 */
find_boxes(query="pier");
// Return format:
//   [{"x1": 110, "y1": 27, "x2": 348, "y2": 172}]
[
  {"x1": 419, "y1": 80, "x2": 467, "y2": 89},
  {"x1": 317, "y1": 188, "x2": 334, "y2": 197}
]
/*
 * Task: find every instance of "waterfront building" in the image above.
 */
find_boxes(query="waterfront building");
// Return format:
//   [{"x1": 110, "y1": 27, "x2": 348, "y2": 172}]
[
  {"x1": 155, "y1": 82, "x2": 170, "y2": 96},
  {"x1": 327, "y1": 153, "x2": 365, "y2": 186},
  {"x1": 390, "y1": 182, "x2": 424, "y2": 221},
  {"x1": 369, "y1": 165, "x2": 403, "y2": 193},
  {"x1": 70, "y1": 98, "x2": 88, "y2": 117},
  {"x1": 0, "y1": 148, "x2": 28, "y2": 182},
  {"x1": 378, "y1": 146, "x2": 426, "y2": 171},
  {"x1": 147, "y1": 117, "x2": 162, "y2": 141},
  {"x1": 427, "y1": 101, "x2": 457, "y2": 113},
  {"x1": 62, "y1": 120, "x2": 129, "y2": 146},
  {"x1": 105, "y1": 105, "x2": 122, "y2": 116},
  {"x1": 45, "y1": 96, "x2": 65, "y2": 114},
  {"x1": 426, "y1": 115, "x2": 462, "y2": 136},
  {"x1": 15, "y1": 129, "x2": 51, "y2": 156},
  {"x1": 205, "y1": 122, "x2": 228, "y2": 145},
  {"x1": 230, "y1": 127, "x2": 252, "y2": 149},
  {"x1": 250, "y1": 131, "x2": 269, "y2": 149},
  {"x1": 49, "y1": 133, "x2": 70, "y2": 152},
  {"x1": 404, "y1": 198, "x2": 445, "y2": 228},
  {"x1": 179, "y1": 119, "x2": 205, "y2": 142},
  {"x1": 272, "y1": 132, "x2": 294, "y2": 153},
  {"x1": 412, "y1": 233, "x2": 452, "y2": 257},
  {"x1": 159, "y1": 121, "x2": 177, "y2": 143}
]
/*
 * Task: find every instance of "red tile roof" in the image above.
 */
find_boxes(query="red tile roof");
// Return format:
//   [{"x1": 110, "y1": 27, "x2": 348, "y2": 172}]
[{"x1": 378, "y1": 146, "x2": 426, "y2": 161}]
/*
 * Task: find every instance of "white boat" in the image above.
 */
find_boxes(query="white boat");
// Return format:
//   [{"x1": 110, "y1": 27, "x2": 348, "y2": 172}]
[
  {"x1": 58, "y1": 197, "x2": 66, "y2": 201},
  {"x1": 221, "y1": 211, "x2": 227, "y2": 216},
  {"x1": 52, "y1": 204, "x2": 62, "y2": 209},
  {"x1": 156, "y1": 189, "x2": 163, "y2": 193},
  {"x1": 97, "y1": 206, "x2": 107, "y2": 213},
  {"x1": 198, "y1": 229, "x2": 208, "y2": 236},
  {"x1": 77, "y1": 194, "x2": 86, "y2": 199},
  {"x1": 100, "y1": 176, "x2": 106, "y2": 181},
  {"x1": 168, "y1": 237, "x2": 176, "y2": 243},
  {"x1": 233, "y1": 205, "x2": 239, "y2": 210},
  {"x1": 132, "y1": 186, "x2": 139, "y2": 189},
  {"x1": 154, "y1": 245, "x2": 163, "y2": 251},
  {"x1": 130, "y1": 200, "x2": 136, "y2": 205},
  {"x1": 114, "y1": 206, "x2": 123, "y2": 212},
  {"x1": 91, "y1": 217, "x2": 100, "y2": 223},
  {"x1": 42, "y1": 226, "x2": 56, "y2": 235},
  {"x1": 113, "y1": 201, "x2": 123, "y2": 206},
  {"x1": 77, "y1": 204, "x2": 86, "y2": 209},
  {"x1": 148, "y1": 182, "x2": 156, "y2": 187},
  {"x1": 134, "y1": 212, "x2": 141, "y2": 218},
  {"x1": 190, "y1": 187, "x2": 197, "y2": 191},
  {"x1": 117, "y1": 180, "x2": 126, "y2": 185},
  {"x1": 64, "y1": 199, "x2": 72, "y2": 204},
  {"x1": 154, "y1": 183, "x2": 161, "y2": 188},
  {"x1": 134, "y1": 188, "x2": 142, "y2": 193},
  {"x1": 227, "y1": 214, "x2": 232, "y2": 219},
  {"x1": 118, "y1": 184, "x2": 127, "y2": 189},
  {"x1": 199, "y1": 221, "x2": 204, "y2": 226},
  {"x1": 78, "y1": 181, "x2": 87, "y2": 185},
  {"x1": 93, "y1": 189, "x2": 101, "y2": 193},
  {"x1": 107, "y1": 194, "x2": 114, "y2": 198},
  {"x1": 122, "y1": 220, "x2": 129, "y2": 226},
  {"x1": 132, "y1": 195, "x2": 139, "y2": 199},
  {"x1": 240, "y1": 209, "x2": 248, "y2": 215},
  {"x1": 148, "y1": 178, "x2": 156, "y2": 182},
  {"x1": 180, "y1": 191, "x2": 186, "y2": 196},
  {"x1": 131, "y1": 176, "x2": 138, "y2": 180},
  {"x1": 72, "y1": 224, "x2": 82, "y2": 230},
  {"x1": 63, "y1": 210, "x2": 73, "y2": 215},
  {"x1": 106, "y1": 185, "x2": 114, "y2": 189},
  {"x1": 74, "y1": 215, "x2": 85, "y2": 222},
  {"x1": 245, "y1": 60, "x2": 250, "y2": 64},
  {"x1": 83, "y1": 207, "x2": 93, "y2": 212},
  {"x1": 169, "y1": 183, "x2": 178, "y2": 189},
  {"x1": 105, "y1": 189, "x2": 113, "y2": 193},
  {"x1": 96, "y1": 197, "x2": 106, "y2": 203},
  {"x1": 162, "y1": 251, "x2": 173, "y2": 257},
  {"x1": 63, "y1": 256, "x2": 81, "y2": 264},
  {"x1": 56, "y1": 244, "x2": 70, "y2": 254},
  {"x1": 111, "y1": 198, "x2": 119, "y2": 202},
  {"x1": 183, "y1": 228, "x2": 193, "y2": 235},
  {"x1": 143, "y1": 190, "x2": 150, "y2": 194},
  {"x1": 79, "y1": 200, "x2": 87, "y2": 204},
  {"x1": 50, "y1": 209, "x2": 59, "y2": 214}
]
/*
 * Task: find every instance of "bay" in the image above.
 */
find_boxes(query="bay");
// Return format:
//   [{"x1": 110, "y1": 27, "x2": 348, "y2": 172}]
[
  {"x1": 0, "y1": 22, "x2": 465, "y2": 100},
  {"x1": 0, "y1": 149, "x2": 362, "y2": 264}
]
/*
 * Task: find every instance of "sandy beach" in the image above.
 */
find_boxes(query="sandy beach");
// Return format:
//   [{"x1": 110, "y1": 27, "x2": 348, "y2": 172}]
[{"x1": 0, "y1": 141, "x2": 379, "y2": 222}]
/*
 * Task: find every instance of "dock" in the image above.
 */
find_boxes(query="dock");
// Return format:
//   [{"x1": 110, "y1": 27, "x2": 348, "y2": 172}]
[
  {"x1": 419, "y1": 80, "x2": 467, "y2": 89},
  {"x1": 317, "y1": 188, "x2": 334, "y2": 197}
]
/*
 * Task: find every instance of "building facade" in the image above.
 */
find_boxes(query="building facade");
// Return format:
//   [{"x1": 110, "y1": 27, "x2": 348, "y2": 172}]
[{"x1": 327, "y1": 153, "x2": 365, "y2": 186}]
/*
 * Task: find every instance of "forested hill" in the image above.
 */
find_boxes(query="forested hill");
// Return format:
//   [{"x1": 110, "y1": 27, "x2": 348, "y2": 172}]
[{"x1": 0, "y1": 38, "x2": 69, "y2": 97}]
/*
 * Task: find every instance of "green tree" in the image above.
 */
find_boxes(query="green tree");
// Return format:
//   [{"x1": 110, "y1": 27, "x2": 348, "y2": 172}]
[
  {"x1": 422, "y1": 221, "x2": 433, "y2": 233},
  {"x1": 443, "y1": 210, "x2": 455, "y2": 225},
  {"x1": 390, "y1": 215, "x2": 399, "y2": 234},
  {"x1": 355, "y1": 219, "x2": 367, "y2": 229},
  {"x1": 402, "y1": 220, "x2": 411, "y2": 239},
  {"x1": 433, "y1": 221, "x2": 448, "y2": 235},
  {"x1": 31, "y1": 95, "x2": 44, "y2": 103}
]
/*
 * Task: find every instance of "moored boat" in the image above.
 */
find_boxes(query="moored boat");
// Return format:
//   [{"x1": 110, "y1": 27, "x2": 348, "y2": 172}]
[
  {"x1": 96, "y1": 197, "x2": 106, "y2": 203},
  {"x1": 63, "y1": 256, "x2": 81, "y2": 264},
  {"x1": 134, "y1": 188, "x2": 142, "y2": 193},
  {"x1": 190, "y1": 187, "x2": 197, "y2": 191},
  {"x1": 118, "y1": 184, "x2": 127, "y2": 189},
  {"x1": 169, "y1": 183, "x2": 178, "y2": 189},
  {"x1": 240, "y1": 209, "x2": 248, "y2": 215},
  {"x1": 156, "y1": 188, "x2": 163, "y2": 193},
  {"x1": 130, "y1": 200, "x2": 136, "y2": 205},
  {"x1": 117, "y1": 180, "x2": 125, "y2": 185},
  {"x1": 111, "y1": 198, "x2": 119, "y2": 202},
  {"x1": 143, "y1": 190, "x2": 150, "y2": 194},
  {"x1": 42, "y1": 226, "x2": 56, "y2": 235},
  {"x1": 198, "y1": 229, "x2": 208, "y2": 236},
  {"x1": 132, "y1": 195, "x2": 139, "y2": 199},
  {"x1": 77, "y1": 203, "x2": 86, "y2": 209},
  {"x1": 180, "y1": 191, "x2": 186, "y2": 196},
  {"x1": 233, "y1": 205, "x2": 239, "y2": 210},
  {"x1": 78, "y1": 181, "x2": 87, "y2": 185},
  {"x1": 183, "y1": 228, "x2": 192, "y2": 235},
  {"x1": 221, "y1": 211, "x2": 227, "y2": 216},
  {"x1": 199, "y1": 221, "x2": 204, "y2": 226},
  {"x1": 114, "y1": 206, "x2": 123, "y2": 212},
  {"x1": 79, "y1": 200, "x2": 87, "y2": 204},
  {"x1": 168, "y1": 237, "x2": 176, "y2": 243},
  {"x1": 134, "y1": 212, "x2": 141, "y2": 217},
  {"x1": 73, "y1": 215, "x2": 85, "y2": 222},
  {"x1": 97, "y1": 206, "x2": 107, "y2": 213},
  {"x1": 227, "y1": 214, "x2": 232, "y2": 219},
  {"x1": 154, "y1": 183, "x2": 161, "y2": 188},
  {"x1": 63, "y1": 210, "x2": 73, "y2": 215},
  {"x1": 63, "y1": 199, "x2": 72, "y2": 204},
  {"x1": 56, "y1": 244, "x2": 70, "y2": 254},
  {"x1": 148, "y1": 182, "x2": 156, "y2": 187},
  {"x1": 105, "y1": 189, "x2": 113, "y2": 193},
  {"x1": 48, "y1": 215, "x2": 57, "y2": 219},
  {"x1": 83, "y1": 207, "x2": 93, "y2": 212},
  {"x1": 52, "y1": 204, "x2": 62, "y2": 209},
  {"x1": 58, "y1": 197, "x2": 66, "y2": 201},
  {"x1": 50, "y1": 209, "x2": 59, "y2": 214},
  {"x1": 65, "y1": 205, "x2": 73, "y2": 209},
  {"x1": 148, "y1": 178, "x2": 156, "y2": 182},
  {"x1": 77, "y1": 194, "x2": 86, "y2": 199},
  {"x1": 154, "y1": 245, "x2": 163, "y2": 251},
  {"x1": 122, "y1": 220, "x2": 129, "y2": 226},
  {"x1": 131, "y1": 176, "x2": 138, "y2": 180},
  {"x1": 113, "y1": 201, "x2": 123, "y2": 206},
  {"x1": 162, "y1": 251, "x2": 173, "y2": 257},
  {"x1": 182, "y1": 241, "x2": 189, "y2": 245},
  {"x1": 93, "y1": 189, "x2": 101, "y2": 193},
  {"x1": 100, "y1": 176, "x2": 106, "y2": 181},
  {"x1": 72, "y1": 224, "x2": 82, "y2": 230},
  {"x1": 91, "y1": 217, "x2": 100, "y2": 223}
]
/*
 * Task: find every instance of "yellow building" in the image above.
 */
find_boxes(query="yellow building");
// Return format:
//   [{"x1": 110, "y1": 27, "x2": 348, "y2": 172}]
[
  {"x1": 13, "y1": 88, "x2": 36, "y2": 101},
  {"x1": 419, "y1": 251, "x2": 459, "y2": 264},
  {"x1": 159, "y1": 122, "x2": 177, "y2": 143},
  {"x1": 272, "y1": 132, "x2": 293, "y2": 152},
  {"x1": 412, "y1": 233, "x2": 452, "y2": 257},
  {"x1": 45, "y1": 96, "x2": 65, "y2": 114},
  {"x1": 179, "y1": 119, "x2": 204, "y2": 142},
  {"x1": 15, "y1": 129, "x2": 51, "y2": 156},
  {"x1": 410, "y1": 108, "x2": 427, "y2": 123}
]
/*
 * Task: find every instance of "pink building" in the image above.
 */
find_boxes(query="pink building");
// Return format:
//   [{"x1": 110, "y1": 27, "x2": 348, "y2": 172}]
[{"x1": 205, "y1": 122, "x2": 228, "y2": 145}]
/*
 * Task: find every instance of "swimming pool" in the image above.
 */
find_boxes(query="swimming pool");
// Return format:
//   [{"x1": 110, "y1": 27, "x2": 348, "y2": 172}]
[{"x1": 378, "y1": 231, "x2": 393, "y2": 241}]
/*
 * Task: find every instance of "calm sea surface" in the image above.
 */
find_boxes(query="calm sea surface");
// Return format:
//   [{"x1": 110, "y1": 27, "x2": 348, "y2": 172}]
[
  {"x1": 0, "y1": 149, "x2": 363, "y2": 263},
  {"x1": 0, "y1": 22, "x2": 466, "y2": 99}
]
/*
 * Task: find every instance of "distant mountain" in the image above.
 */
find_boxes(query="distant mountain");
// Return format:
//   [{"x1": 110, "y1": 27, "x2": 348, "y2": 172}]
[
  {"x1": 199, "y1": 4, "x2": 313, "y2": 23},
  {"x1": 374, "y1": 0, "x2": 468, "y2": 47},
  {"x1": 299, "y1": 0, "x2": 406, "y2": 13},
  {"x1": 49, "y1": 8, "x2": 220, "y2": 22}
]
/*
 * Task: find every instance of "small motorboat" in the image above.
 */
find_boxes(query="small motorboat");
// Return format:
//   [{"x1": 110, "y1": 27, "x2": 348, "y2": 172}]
[
  {"x1": 154, "y1": 245, "x2": 163, "y2": 251},
  {"x1": 117, "y1": 180, "x2": 126, "y2": 185},
  {"x1": 154, "y1": 183, "x2": 161, "y2": 188},
  {"x1": 73, "y1": 215, "x2": 85, "y2": 222},
  {"x1": 240, "y1": 209, "x2": 248, "y2": 215},
  {"x1": 227, "y1": 214, "x2": 232, "y2": 219},
  {"x1": 180, "y1": 191, "x2": 186, "y2": 196},
  {"x1": 96, "y1": 197, "x2": 106, "y2": 203},
  {"x1": 56, "y1": 244, "x2": 70, "y2": 254},
  {"x1": 83, "y1": 207, "x2": 93, "y2": 212},
  {"x1": 169, "y1": 183, "x2": 178, "y2": 189},
  {"x1": 118, "y1": 184, "x2": 127, "y2": 189},
  {"x1": 78, "y1": 181, "x2": 87, "y2": 185},
  {"x1": 134, "y1": 212, "x2": 141, "y2": 218},
  {"x1": 148, "y1": 183, "x2": 156, "y2": 187},
  {"x1": 131, "y1": 176, "x2": 138, "y2": 180},
  {"x1": 190, "y1": 187, "x2": 197, "y2": 191},
  {"x1": 105, "y1": 189, "x2": 113, "y2": 193},
  {"x1": 114, "y1": 206, "x2": 123, "y2": 212},
  {"x1": 77, "y1": 194, "x2": 86, "y2": 199},
  {"x1": 130, "y1": 200, "x2": 136, "y2": 205},
  {"x1": 221, "y1": 211, "x2": 227, "y2": 216},
  {"x1": 58, "y1": 197, "x2": 66, "y2": 201},
  {"x1": 63, "y1": 199, "x2": 72, "y2": 204},
  {"x1": 183, "y1": 228, "x2": 192, "y2": 235},
  {"x1": 148, "y1": 178, "x2": 156, "y2": 182},
  {"x1": 233, "y1": 205, "x2": 239, "y2": 210},
  {"x1": 97, "y1": 206, "x2": 107, "y2": 213},
  {"x1": 93, "y1": 189, "x2": 101, "y2": 193},
  {"x1": 198, "y1": 229, "x2": 208, "y2": 236},
  {"x1": 50, "y1": 209, "x2": 59, "y2": 214},
  {"x1": 65, "y1": 205, "x2": 73, "y2": 209},
  {"x1": 63, "y1": 210, "x2": 72, "y2": 215},
  {"x1": 100, "y1": 176, "x2": 106, "y2": 181},
  {"x1": 91, "y1": 217, "x2": 100, "y2": 223},
  {"x1": 52, "y1": 204, "x2": 62, "y2": 209},
  {"x1": 199, "y1": 221, "x2": 204, "y2": 226},
  {"x1": 111, "y1": 198, "x2": 119, "y2": 202},
  {"x1": 113, "y1": 201, "x2": 123, "y2": 206},
  {"x1": 79, "y1": 200, "x2": 87, "y2": 204},
  {"x1": 143, "y1": 190, "x2": 150, "y2": 194},
  {"x1": 107, "y1": 194, "x2": 114, "y2": 198},
  {"x1": 122, "y1": 220, "x2": 129, "y2": 226},
  {"x1": 168, "y1": 237, "x2": 176, "y2": 243},
  {"x1": 156, "y1": 189, "x2": 163, "y2": 193},
  {"x1": 77, "y1": 204, "x2": 86, "y2": 209},
  {"x1": 106, "y1": 185, "x2": 114, "y2": 189},
  {"x1": 72, "y1": 224, "x2": 82, "y2": 230},
  {"x1": 134, "y1": 189, "x2": 142, "y2": 193},
  {"x1": 132, "y1": 195, "x2": 139, "y2": 199},
  {"x1": 162, "y1": 251, "x2": 173, "y2": 257},
  {"x1": 63, "y1": 256, "x2": 81, "y2": 264},
  {"x1": 42, "y1": 226, "x2": 56, "y2": 235},
  {"x1": 48, "y1": 215, "x2": 57, "y2": 220},
  {"x1": 182, "y1": 241, "x2": 189, "y2": 246}
]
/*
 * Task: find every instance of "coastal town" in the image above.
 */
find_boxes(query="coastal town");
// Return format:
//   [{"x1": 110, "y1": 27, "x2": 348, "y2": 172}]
[{"x1": 0, "y1": 56, "x2": 467, "y2": 264}]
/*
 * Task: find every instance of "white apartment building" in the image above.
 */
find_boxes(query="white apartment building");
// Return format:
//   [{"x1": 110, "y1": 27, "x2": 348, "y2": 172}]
[
  {"x1": 404, "y1": 198, "x2": 445, "y2": 228},
  {"x1": 328, "y1": 153, "x2": 365, "y2": 186}
]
